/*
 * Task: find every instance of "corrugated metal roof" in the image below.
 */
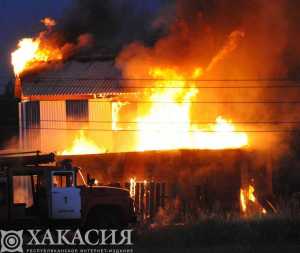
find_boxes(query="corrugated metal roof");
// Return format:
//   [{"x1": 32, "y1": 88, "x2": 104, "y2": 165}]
[
  {"x1": 22, "y1": 60, "x2": 129, "y2": 96},
  {"x1": 22, "y1": 79, "x2": 125, "y2": 96}
]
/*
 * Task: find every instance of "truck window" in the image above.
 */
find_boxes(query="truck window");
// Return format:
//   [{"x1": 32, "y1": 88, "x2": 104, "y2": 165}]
[
  {"x1": 52, "y1": 173, "x2": 74, "y2": 188},
  {"x1": 13, "y1": 176, "x2": 33, "y2": 208}
]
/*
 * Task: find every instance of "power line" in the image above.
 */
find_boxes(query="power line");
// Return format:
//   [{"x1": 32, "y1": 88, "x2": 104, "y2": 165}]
[
  {"x1": 25, "y1": 77, "x2": 300, "y2": 82},
  {"x1": 35, "y1": 99, "x2": 300, "y2": 104},
  {"x1": 30, "y1": 85, "x2": 300, "y2": 89},
  {"x1": 17, "y1": 126, "x2": 300, "y2": 133},
  {"x1": 25, "y1": 80, "x2": 300, "y2": 89},
  {"x1": 2, "y1": 124, "x2": 300, "y2": 133},
  {"x1": 15, "y1": 119, "x2": 300, "y2": 124},
  {"x1": 92, "y1": 85, "x2": 300, "y2": 89}
]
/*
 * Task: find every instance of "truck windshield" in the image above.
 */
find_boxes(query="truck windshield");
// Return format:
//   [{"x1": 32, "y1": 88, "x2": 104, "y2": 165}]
[{"x1": 52, "y1": 172, "x2": 74, "y2": 188}]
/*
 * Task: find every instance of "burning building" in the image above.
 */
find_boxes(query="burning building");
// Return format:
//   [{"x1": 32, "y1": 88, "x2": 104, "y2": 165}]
[
  {"x1": 11, "y1": 9, "x2": 277, "y2": 218},
  {"x1": 16, "y1": 56, "x2": 139, "y2": 154},
  {"x1": 12, "y1": 16, "x2": 251, "y2": 155},
  {"x1": 15, "y1": 59, "x2": 271, "y2": 216},
  {"x1": 16, "y1": 58, "x2": 249, "y2": 154}
]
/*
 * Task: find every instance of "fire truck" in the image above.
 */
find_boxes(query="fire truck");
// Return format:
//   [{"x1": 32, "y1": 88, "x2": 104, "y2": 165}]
[{"x1": 0, "y1": 151, "x2": 136, "y2": 228}]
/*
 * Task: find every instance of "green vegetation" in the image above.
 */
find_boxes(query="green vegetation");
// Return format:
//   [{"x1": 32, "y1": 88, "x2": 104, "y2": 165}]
[{"x1": 135, "y1": 217, "x2": 300, "y2": 252}]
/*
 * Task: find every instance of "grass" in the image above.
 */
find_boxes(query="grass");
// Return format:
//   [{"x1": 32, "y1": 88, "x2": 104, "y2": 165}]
[
  {"x1": 135, "y1": 244, "x2": 300, "y2": 253},
  {"x1": 134, "y1": 217, "x2": 300, "y2": 252}
]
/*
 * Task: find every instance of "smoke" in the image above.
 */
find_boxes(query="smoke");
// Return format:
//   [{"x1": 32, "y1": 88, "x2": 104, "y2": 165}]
[
  {"x1": 206, "y1": 30, "x2": 245, "y2": 73},
  {"x1": 114, "y1": 0, "x2": 300, "y2": 153},
  {"x1": 37, "y1": 20, "x2": 93, "y2": 60},
  {"x1": 15, "y1": 0, "x2": 173, "y2": 77},
  {"x1": 44, "y1": 0, "x2": 300, "y2": 77},
  {"x1": 23, "y1": 0, "x2": 300, "y2": 76},
  {"x1": 56, "y1": 0, "x2": 174, "y2": 54},
  {"x1": 283, "y1": 1, "x2": 300, "y2": 79},
  {"x1": 116, "y1": 0, "x2": 293, "y2": 78}
]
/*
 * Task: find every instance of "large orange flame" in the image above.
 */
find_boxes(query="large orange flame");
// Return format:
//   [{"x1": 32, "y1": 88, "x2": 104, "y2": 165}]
[
  {"x1": 11, "y1": 37, "x2": 63, "y2": 76},
  {"x1": 11, "y1": 17, "x2": 63, "y2": 76},
  {"x1": 136, "y1": 67, "x2": 248, "y2": 151},
  {"x1": 11, "y1": 17, "x2": 91, "y2": 76}
]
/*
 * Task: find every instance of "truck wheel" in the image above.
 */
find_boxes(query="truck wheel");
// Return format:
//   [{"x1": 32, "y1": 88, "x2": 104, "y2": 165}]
[{"x1": 86, "y1": 207, "x2": 123, "y2": 229}]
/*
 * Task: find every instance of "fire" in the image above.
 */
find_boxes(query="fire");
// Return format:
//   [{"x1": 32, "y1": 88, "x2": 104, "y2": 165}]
[
  {"x1": 240, "y1": 184, "x2": 266, "y2": 215},
  {"x1": 59, "y1": 130, "x2": 105, "y2": 156},
  {"x1": 248, "y1": 185, "x2": 256, "y2": 202},
  {"x1": 136, "y1": 67, "x2": 248, "y2": 151},
  {"x1": 41, "y1": 17, "x2": 56, "y2": 28},
  {"x1": 11, "y1": 17, "x2": 91, "y2": 77},
  {"x1": 11, "y1": 18, "x2": 63, "y2": 76},
  {"x1": 191, "y1": 116, "x2": 248, "y2": 150},
  {"x1": 112, "y1": 102, "x2": 128, "y2": 131},
  {"x1": 129, "y1": 178, "x2": 136, "y2": 198},
  {"x1": 240, "y1": 189, "x2": 247, "y2": 213},
  {"x1": 11, "y1": 39, "x2": 40, "y2": 76}
]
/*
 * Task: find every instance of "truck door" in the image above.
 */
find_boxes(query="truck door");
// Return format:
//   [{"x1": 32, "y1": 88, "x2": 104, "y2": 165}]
[{"x1": 50, "y1": 171, "x2": 81, "y2": 219}]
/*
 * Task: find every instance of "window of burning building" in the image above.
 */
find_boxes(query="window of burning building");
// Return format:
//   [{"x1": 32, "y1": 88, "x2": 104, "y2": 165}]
[
  {"x1": 66, "y1": 100, "x2": 89, "y2": 141},
  {"x1": 66, "y1": 100, "x2": 88, "y2": 122},
  {"x1": 13, "y1": 176, "x2": 33, "y2": 208},
  {"x1": 52, "y1": 172, "x2": 74, "y2": 188},
  {"x1": 23, "y1": 101, "x2": 40, "y2": 128},
  {"x1": 20, "y1": 101, "x2": 41, "y2": 151}
]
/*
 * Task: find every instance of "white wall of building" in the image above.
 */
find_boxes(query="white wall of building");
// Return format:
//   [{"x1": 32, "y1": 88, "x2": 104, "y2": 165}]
[
  {"x1": 40, "y1": 100, "x2": 67, "y2": 153},
  {"x1": 20, "y1": 99, "x2": 121, "y2": 153}
]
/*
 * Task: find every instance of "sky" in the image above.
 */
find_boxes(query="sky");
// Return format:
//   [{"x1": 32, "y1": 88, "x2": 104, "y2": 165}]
[{"x1": 0, "y1": 0, "x2": 72, "y2": 90}]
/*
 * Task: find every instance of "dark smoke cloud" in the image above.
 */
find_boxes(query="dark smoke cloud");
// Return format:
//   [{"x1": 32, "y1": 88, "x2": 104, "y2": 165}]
[
  {"x1": 171, "y1": 0, "x2": 291, "y2": 78},
  {"x1": 115, "y1": 0, "x2": 297, "y2": 80},
  {"x1": 56, "y1": 0, "x2": 175, "y2": 54},
  {"x1": 43, "y1": 0, "x2": 300, "y2": 78},
  {"x1": 179, "y1": 0, "x2": 299, "y2": 79},
  {"x1": 283, "y1": 1, "x2": 300, "y2": 79}
]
